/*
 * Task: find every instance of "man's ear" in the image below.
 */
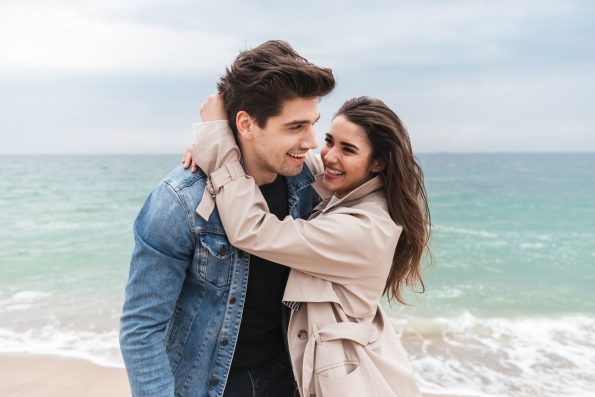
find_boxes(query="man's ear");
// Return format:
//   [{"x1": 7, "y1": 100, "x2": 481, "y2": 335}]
[{"x1": 236, "y1": 111, "x2": 255, "y2": 140}]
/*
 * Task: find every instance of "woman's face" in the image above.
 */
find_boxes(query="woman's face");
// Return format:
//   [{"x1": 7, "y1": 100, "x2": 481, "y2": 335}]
[{"x1": 320, "y1": 115, "x2": 381, "y2": 197}]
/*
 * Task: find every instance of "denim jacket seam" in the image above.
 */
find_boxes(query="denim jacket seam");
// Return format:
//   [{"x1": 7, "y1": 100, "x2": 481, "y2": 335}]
[
  {"x1": 163, "y1": 179, "x2": 199, "y2": 245},
  {"x1": 164, "y1": 171, "x2": 206, "y2": 192},
  {"x1": 176, "y1": 294, "x2": 208, "y2": 391},
  {"x1": 191, "y1": 226, "x2": 227, "y2": 235}
]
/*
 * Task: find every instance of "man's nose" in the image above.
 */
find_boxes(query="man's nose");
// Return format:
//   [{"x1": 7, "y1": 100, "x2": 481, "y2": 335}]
[{"x1": 301, "y1": 126, "x2": 318, "y2": 150}]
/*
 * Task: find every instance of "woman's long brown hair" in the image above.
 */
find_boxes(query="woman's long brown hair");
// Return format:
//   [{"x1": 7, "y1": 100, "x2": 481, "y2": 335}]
[{"x1": 336, "y1": 97, "x2": 431, "y2": 304}]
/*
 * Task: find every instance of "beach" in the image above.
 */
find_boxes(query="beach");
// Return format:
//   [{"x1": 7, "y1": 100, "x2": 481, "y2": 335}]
[
  {"x1": 0, "y1": 354, "x2": 130, "y2": 397},
  {"x1": 1, "y1": 154, "x2": 594, "y2": 396},
  {"x1": 0, "y1": 354, "x2": 472, "y2": 397}
]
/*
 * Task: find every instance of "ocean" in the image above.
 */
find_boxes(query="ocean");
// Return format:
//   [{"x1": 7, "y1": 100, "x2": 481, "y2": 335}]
[{"x1": 1, "y1": 154, "x2": 594, "y2": 396}]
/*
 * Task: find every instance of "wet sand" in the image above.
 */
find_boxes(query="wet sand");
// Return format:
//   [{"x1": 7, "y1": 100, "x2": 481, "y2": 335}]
[
  {"x1": 0, "y1": 353, "x2": 474, "y2": 397},
  {"x1": 0, "y1": 354, "x2": 130, "y2": 397}
]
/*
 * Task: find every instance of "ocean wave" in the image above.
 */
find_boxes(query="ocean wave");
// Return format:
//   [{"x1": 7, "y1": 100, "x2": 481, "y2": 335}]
[
  {"x1": 0, "y1": 325, "x2": 122, "y2": 368},
  {"x1": 519, "y1": 242, "x2": 545, "y2": 249},
  {"x1": 1, "y1": 307, "x2": 594, "y2": 395},
  {"x1": 0, "y1": 290, "x2": 51, "y2": 313},
  {"x1": 430, "y1": 287, "x2": 465, "y2": 299},
  {"x1": 392, "y1": 313, "x2": 595, "y2": 396},
  {"x1": 434, "y1": 225, "x2": 499, "y2": 239}
]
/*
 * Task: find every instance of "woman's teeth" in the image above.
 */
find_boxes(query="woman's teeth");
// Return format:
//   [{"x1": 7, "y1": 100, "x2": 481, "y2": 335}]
[{"x1": 326, "y1": 167, "x2": 344, "y2": 175}]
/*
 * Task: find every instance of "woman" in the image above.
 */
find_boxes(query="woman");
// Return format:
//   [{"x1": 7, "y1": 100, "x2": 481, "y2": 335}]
[{"x1": 189, "y1": 95, "x2": 430, "y2": 397}]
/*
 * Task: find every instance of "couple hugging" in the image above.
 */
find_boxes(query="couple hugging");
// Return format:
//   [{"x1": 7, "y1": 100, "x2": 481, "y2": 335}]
[{"x1": 120, "y1": 40, "x2": 431, "y2": 397}]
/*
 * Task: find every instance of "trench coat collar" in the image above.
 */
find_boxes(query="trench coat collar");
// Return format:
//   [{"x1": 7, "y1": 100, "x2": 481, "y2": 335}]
[{"x1": 311, "y1": 175, "x2": 384, "y2": 214}]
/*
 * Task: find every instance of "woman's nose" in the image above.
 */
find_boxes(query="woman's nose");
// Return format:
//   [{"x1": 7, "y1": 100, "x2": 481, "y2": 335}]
[{"x1": 324, "y1": 147, "x2": 339, "y2": 163}]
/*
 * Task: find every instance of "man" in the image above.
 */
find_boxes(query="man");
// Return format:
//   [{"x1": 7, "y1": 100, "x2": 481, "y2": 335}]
[{"x1": 119, "y1": 40, "x2": 335, "y2": 397}]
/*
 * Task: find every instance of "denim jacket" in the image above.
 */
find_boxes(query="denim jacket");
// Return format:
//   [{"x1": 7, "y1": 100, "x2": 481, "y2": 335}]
[{"x1": 119, "y1": 164, "x2": 320, "y2": 397}]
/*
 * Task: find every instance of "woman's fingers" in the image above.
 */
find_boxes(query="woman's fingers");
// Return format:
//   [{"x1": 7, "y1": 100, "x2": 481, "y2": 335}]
[{"x1": 182, "y1": 147, "x2": 193, "y2": 168}]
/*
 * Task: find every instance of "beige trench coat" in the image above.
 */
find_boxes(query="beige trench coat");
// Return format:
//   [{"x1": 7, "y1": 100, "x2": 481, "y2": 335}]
[{"x1": 192, "y1": 121, "x2": 421, "y2": 397}]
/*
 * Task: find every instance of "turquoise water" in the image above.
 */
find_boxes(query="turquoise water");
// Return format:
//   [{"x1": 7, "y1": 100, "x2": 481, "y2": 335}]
[
  {"x1": 410, "y1": 153, "x2": 595, "y2": 316},
  {"x1": 1, "y1": 154, "x2": 594, "y2": 396}
]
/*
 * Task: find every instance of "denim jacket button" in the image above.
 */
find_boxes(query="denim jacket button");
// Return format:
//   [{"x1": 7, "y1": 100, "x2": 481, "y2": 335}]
[
  {"x1": 229, "y1": 297, "x2": 237, "y2": 304},
  {"x1": 221, "y1": 339, "x2": 229, "y2": 346},
  {"x1": 209, "y1": 377, "x2": 219, "y2": 386},
  {"x1": 218, "y1": 245, "x2": 228, "y2": 256},
  {"x1": 297, "y1": 330, "x2": 308, "y2": 340}
]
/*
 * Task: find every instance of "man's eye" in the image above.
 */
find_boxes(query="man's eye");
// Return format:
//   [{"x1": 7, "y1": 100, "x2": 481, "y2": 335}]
[{"x1": 290, "y1": 125, "x2": 303, "y2": 131}]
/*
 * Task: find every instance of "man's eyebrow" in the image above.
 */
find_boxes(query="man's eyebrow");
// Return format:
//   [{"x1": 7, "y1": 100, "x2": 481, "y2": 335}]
[{"x1": 282, "y1": 114, "x2": 321, "y2": 126}]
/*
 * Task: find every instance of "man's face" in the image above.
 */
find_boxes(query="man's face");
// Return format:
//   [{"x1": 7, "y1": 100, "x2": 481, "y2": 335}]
[{"x1": 249, "y1": 97, "x2": 320, "y2": 177}]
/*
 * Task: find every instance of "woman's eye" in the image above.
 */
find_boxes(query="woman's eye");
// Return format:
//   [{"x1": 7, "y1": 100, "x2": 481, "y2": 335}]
[{"x1": 324, "y1": 137, "x2": 332, "y2": 144}]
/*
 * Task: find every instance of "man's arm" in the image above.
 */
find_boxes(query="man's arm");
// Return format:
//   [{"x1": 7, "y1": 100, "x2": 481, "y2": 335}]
[{"x1": 119, "y1": 181, "x2": 194, "y2": 397}]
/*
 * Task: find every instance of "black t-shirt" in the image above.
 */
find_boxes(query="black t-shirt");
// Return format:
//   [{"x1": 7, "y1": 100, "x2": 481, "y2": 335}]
[{"x1": 231, "y1": 175, "x2": 290, "y2": 369}]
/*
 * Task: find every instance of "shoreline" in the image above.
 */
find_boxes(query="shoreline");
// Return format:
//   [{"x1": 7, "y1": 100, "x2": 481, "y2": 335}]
[
  {"x1": 0, "y1": 353, "x2": 485, "y2": 397},
  {"x1": 0, "y1": 353, "x2": 130, "y2": 397}
]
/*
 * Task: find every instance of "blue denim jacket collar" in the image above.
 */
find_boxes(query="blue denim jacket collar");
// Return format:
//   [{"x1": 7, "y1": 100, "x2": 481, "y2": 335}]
[{"x1": 286, "y1": 162, "x2": 316, "y2": 216}]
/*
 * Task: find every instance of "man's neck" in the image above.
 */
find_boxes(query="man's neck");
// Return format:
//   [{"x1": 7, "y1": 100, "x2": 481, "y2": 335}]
[
  {"x1": 239, "y1": 143, "x2": 278, "y2": 186},
  {"x1": 244, "y1": 162, "x2": 278, "y2": 186}
]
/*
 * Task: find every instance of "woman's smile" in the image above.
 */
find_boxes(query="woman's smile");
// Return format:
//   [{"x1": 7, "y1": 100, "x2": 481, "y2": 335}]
[{"x1": 320, "y1": 115, "x2": 380, "y2": 197}]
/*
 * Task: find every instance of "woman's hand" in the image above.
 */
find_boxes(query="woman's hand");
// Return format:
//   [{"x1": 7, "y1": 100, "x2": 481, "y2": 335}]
[
  {"x1": 182, "y1": 92, "x2": 227, "y2": 172},
  {"x1": 181, "y1": 145, "x2": 199, "y2": 173},
  {"x1": 199, "y1": 92, "x2": 227, "y2": 122}
]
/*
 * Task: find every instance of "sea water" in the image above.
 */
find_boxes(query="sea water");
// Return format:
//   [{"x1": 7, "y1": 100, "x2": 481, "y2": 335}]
[{"x1": 1, "y1": 154, "x2": 594, "y2": 396}]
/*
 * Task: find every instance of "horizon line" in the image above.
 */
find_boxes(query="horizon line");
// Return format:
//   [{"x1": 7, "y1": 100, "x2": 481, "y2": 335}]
[{"x1": 1, "y1": 151, "x2": 595, "y2": 156}]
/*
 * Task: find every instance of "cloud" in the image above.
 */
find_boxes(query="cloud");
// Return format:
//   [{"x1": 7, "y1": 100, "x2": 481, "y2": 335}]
[
  {"x1": 3, "y1": 0, "x2": 592, "y2": 76},
  {"x1": 0, "y1": 0, "x2": 594, "y2": 153},
  {"x1": 0, "y1": 2, "x2": 239, "y2": 77}
]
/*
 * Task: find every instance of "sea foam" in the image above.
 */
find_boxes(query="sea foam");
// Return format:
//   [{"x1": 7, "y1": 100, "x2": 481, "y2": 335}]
[
  {"x1": 393, "y1": 313, "x2": 595, "y2": 396},
  {"x1": 0, "y1": 325, "x2": 123, "y2": 368}
]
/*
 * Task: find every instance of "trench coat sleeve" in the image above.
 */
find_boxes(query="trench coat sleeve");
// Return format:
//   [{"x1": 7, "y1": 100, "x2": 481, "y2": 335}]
[
  {"x1": 190, "y1": 121, "x2": 400, "y2": 281},
  {"x1": 220, "y1": 175, "x2": 395, "y2": 280},
  {"x1": 191, "y1": 121, "x2": 242, "y2": 220}
]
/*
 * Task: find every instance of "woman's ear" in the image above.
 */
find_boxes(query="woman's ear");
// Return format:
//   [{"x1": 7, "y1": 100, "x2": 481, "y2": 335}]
[
  {"x1": 371, "y1": 159, "x2": 385, "y2": 173},
  {"x1": 236, "y1": 111, "x2": 255, "y2": 140}
]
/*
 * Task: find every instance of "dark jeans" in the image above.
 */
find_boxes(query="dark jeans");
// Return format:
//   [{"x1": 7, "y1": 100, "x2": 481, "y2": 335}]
[{"x1": 223, "y1": 349, "x2": 299, "y2": 397}]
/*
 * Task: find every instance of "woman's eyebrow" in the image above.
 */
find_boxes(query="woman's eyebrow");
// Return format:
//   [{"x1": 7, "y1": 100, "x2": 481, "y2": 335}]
[
  {"x1": 340, "y1": 141, "x2": 359, "y2": 151},
  {"x1": 326, "y1": 133, "x2": 359, "y2": 151}
]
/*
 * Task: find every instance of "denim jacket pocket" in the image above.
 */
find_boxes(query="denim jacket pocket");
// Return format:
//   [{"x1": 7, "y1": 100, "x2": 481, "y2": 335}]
[{"x1": 197, "y1": 232, "x2": 234, "y2": 288}]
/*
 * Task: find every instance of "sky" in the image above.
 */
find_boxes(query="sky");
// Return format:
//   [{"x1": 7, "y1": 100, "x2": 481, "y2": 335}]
[{"x1": 1, "y1": 0, "x2": 594, "y2": 154}]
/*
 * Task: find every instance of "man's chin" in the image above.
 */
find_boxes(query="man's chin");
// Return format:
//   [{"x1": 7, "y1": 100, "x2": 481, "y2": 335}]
[{"x1": 277, "y1": 164, "x2": 304, "y2": 177}]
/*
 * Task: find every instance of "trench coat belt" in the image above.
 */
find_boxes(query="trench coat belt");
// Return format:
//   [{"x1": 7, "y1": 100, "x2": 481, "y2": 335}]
[{"x1": 301, "y1": 321, "x2": 381, "y2": 396}]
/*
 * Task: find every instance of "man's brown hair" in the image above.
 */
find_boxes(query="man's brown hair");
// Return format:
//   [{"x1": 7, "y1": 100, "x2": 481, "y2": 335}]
[{"x1": 218, "y1": 40, "x2": 335, "y2": 135}]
